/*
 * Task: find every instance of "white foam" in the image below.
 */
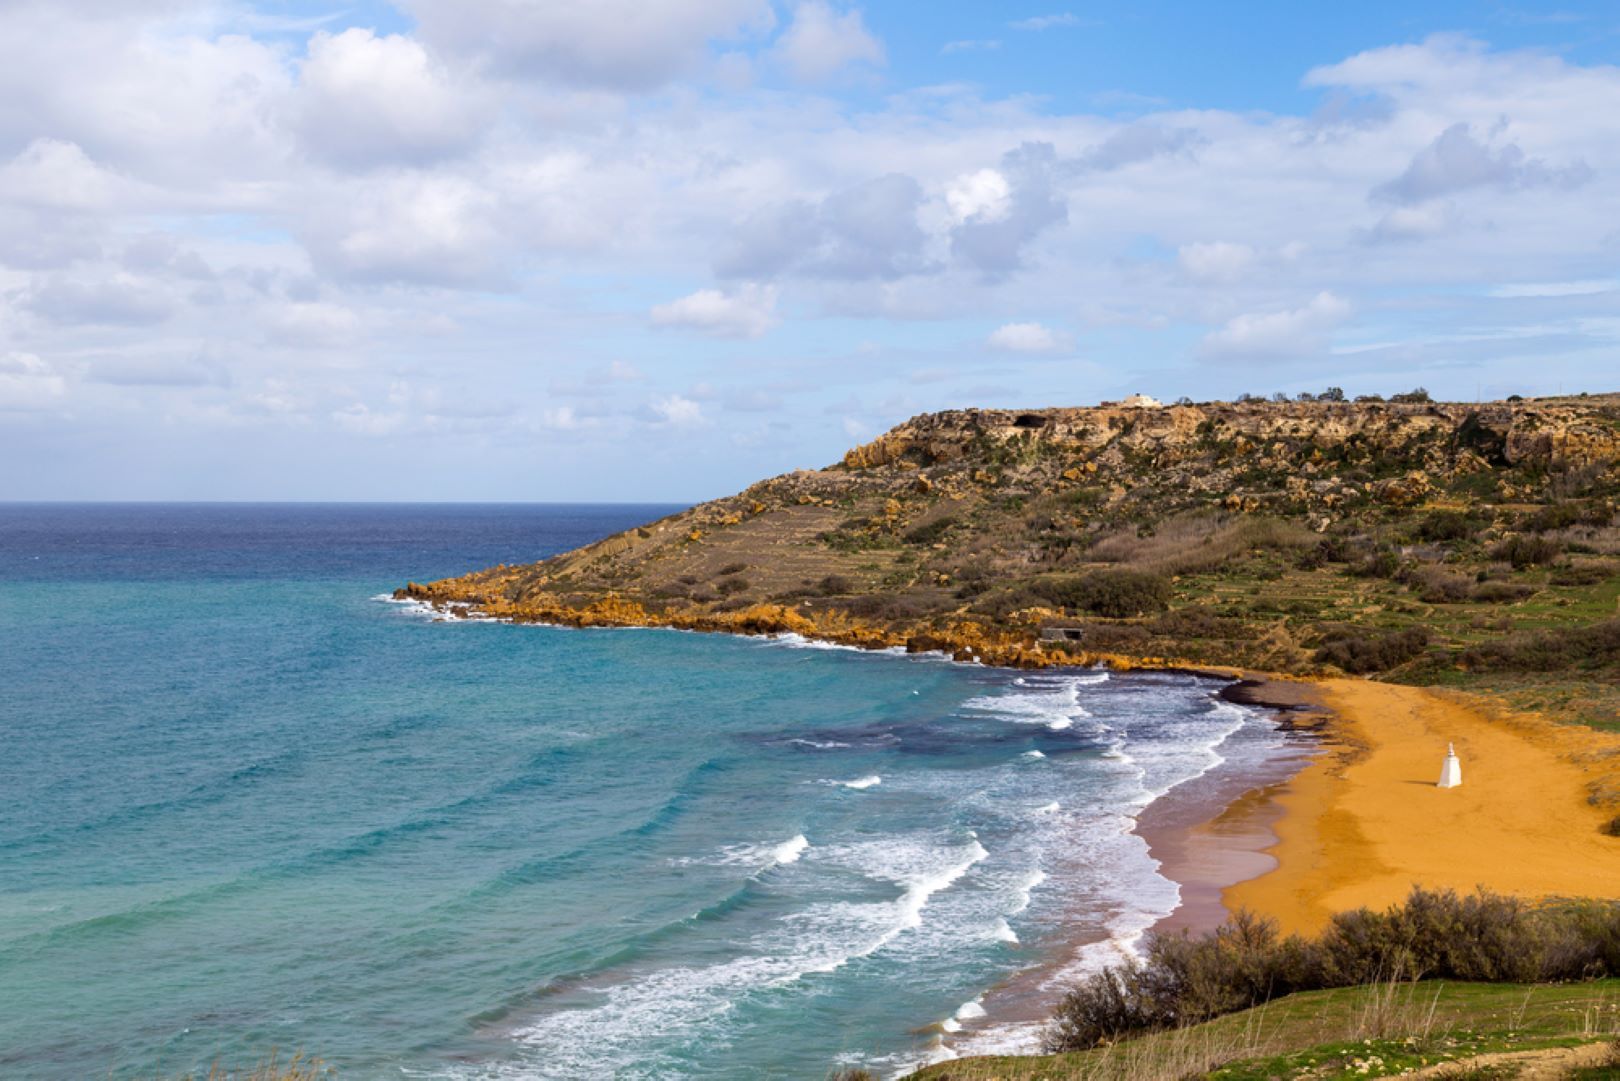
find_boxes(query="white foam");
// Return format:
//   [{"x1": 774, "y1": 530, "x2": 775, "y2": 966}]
[
  {"x1": 787, "y1": 737, "x2": 850, "y2": 750},
  {"x1": 955, "y1": 998, "x2": 987, "y2": 1021},
  {"x1": 989, "y1": 918, "x2": 1019, "y2": 944},
  {"x1": 1034, "y1": 801, "x2": 1060, "y2": 815},
  {"x1": 840, "y1": 774, "x2": 882, "y2": 790},
  {"x1": 773, "y1": 834, "x2": 810, "y2": 864},
  {"x1": 1019, "y1": 749, "x2": 1046, "y2": 760}
]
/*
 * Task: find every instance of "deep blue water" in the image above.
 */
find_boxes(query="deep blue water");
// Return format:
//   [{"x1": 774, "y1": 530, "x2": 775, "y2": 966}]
[{"x1": 0, "y1": 504, "x2": 1282, "y2": 1080}]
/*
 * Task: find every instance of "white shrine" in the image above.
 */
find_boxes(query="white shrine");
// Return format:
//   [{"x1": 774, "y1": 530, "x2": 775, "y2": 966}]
[{"x1": 1437, "y1": 742, "x2": 1462, "y2": 788}]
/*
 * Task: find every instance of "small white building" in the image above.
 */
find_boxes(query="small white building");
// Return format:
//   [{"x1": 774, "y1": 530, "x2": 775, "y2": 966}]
[
  {"x1": 1438, "y1": 742, "x2": 1462, "y2": 788},
  {"x1": 1121, "y1": 393, "x2": 1163, "y2": 408}
]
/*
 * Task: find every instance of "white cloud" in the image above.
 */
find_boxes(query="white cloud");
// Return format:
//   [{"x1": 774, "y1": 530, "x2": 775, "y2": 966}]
[
  {"x1": 1009, "y1": 13, "x2": 1082, "y2": 30},
  {"x1": 1374, "y1": 122, "x2": 1589, "y2": 205},
  {"x1": 0, "y1": 139, "x2": 127, "y2": 211},
  {"x1": 0, "y1": 351, "x2": 66, "y2": 411},
  {"x1": 1200, "y1": 292, "x2": 1351, "y2": 362},
  {"x1": 1177, "y1": 242, "x2": 1256, "y2": 284},
  {"x1": 294, "y1": 28, "x2": 482, "y2": 169},
  {"x1": 646, "y1": 393, "x2": 708, "y2": 427},
  {"x1": 400, "y1": 0, "x2": 775, "y2": 91},
  {"x1": 651, "y1": 284, "x2": 778, "y2": 338},
  {"x1": 946, "y1": 168, "x2": 1011, "y2": 224},
  {"x1": 1490, "y1": 280, "x2": 1617, "y2": 298},
  {"x1": 773, "y1": 2, "x2": 884, "y2": 82},
  {"x1": 941, "y1": 39, "x2": 1000, "y2": 55},
  {"x1": 987, "y1": 321, "x2": 1070, "y2": 353}
]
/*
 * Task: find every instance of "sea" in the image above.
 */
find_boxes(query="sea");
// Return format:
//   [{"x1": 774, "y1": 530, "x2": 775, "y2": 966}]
[{"x1": 0, "y1": 504, "x2": 1290, "y2": 1080}]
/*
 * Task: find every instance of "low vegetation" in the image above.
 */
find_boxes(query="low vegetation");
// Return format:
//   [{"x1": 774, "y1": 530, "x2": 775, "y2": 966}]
[
  {"x1": 902, "y1": 890, "x2": 1620, "y2": 1081},
  {"x1": 1045, "y1": 888, "x2": 1620, "y2": 1052},
  {"x1": 401, "y1": 392, "x2": 1620, "y2": 727}
]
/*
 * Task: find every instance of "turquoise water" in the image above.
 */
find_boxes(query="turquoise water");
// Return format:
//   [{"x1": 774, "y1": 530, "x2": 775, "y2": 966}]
[{"x1": 0, "y1": 505, "x2": 1282, "y2": 1080}]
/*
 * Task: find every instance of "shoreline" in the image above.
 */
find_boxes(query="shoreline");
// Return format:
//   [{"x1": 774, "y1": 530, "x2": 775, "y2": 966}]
[
  {"x1": 933, "y1": 677, "x2": 1328, "y2": 1063},
  {"x1": 1225, "y1": 678, "x2": 1620, "y2": 932},
  {"x1": 386, "y1": 597, "x2": 1620, "y2": 1056}
]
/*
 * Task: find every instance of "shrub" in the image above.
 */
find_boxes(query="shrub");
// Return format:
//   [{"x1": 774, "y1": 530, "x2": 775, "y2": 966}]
[
  {"x1": 1408, "y1": 566, "x2": 1472, "y2": 604},
  {"x1": 837, "y1": 593, "x2": 937, "y2": 621},
  {"x1": 1351, "y1": 549, "x2": 1402, "y2": 580},
  {"x1": 903, "y1": 515, "x2": 957, "y2": 546},
  {"x1": 715, "y1": 577, "x2": 750, "y2": 596},
  {"x1": 1032, "y1": 570, "x2": 1172, "y2": 618},
  {"x1": 1461, "y1": 618, "x2": 1620, "y2": 673},
  {"x1": 1315, "y1": 627, "x2": 1430, "y2": 674},
  {"x1": 1551, "y1": 563, "x2": 1619, "y2": 587},
  {"x1": 1469, "y1": 580, "x2": 1535, "y2": 603},
  {"x1": 717, "y1": 562, "x2": 748, "y2": 577},
  {"x1": 1415, "y1": 509, "x2": 1478, "y2": 543},
  {"x1": 1044, "y1": 888, "x2": 1620, "y2": 1053},
  {"x1": 816, "y1": 574, "x2": 854, "y2": 595},
  {"x1": 1491, "y1": 535, "x2": 1563, "y2": 569}
]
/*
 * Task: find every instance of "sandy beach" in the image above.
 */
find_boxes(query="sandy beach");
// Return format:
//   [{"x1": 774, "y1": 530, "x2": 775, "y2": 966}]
[{"x1": 1226, "y1": 679, "x2": 1620, "y2": 932}]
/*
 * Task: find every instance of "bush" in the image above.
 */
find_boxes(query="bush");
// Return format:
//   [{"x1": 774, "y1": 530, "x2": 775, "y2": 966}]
[
  {"x1": 1416, "y1": 509, "x2": 1478, "y2": 543},
  {"x1": 717, "y1": 562, "x2": 747, "y2": 576},
  {"x1": 1351, "y1": 549, "x2": 1402, "y2": 580},
  {"x1": 1470, "y1": 580, "x2": 1536, "y2": 603},
  {"x1": 1315, "y1": 627, "x2": 1430, "y2": 674},
  {"x1": 1551, "y1": 563, "x2": 1619, "y2": 587},
  {"x1": 1407, "y1": 566, "x2": 1472, "y2": 603},
  {"x1": 716, "y1": 577, "x2": 750, "y2": 596},
  {"x1": 816, "y1": 574, "x2": 854, "y2": 595},
  {"x1": 1461, "y1": 618, "x2": 1620, "y2": 673},
  {"x1": 903, "y1": 515, "x2": 957, "y2": 546},
  {"x1": 1044, "y1": 888, "x2": 1620, "y2": 1052},
  {"x1": 1491, "y1": 535, "x2": 1563, "y2": 569},
  {"x1": 1031, "y1": 570, "x2": 1172, "y2": 618}
]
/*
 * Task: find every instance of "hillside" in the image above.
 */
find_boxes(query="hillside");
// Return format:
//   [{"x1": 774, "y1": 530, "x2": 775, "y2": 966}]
[{"x1": 400, "y1": 392, "x2": 1620, "y2": 727}]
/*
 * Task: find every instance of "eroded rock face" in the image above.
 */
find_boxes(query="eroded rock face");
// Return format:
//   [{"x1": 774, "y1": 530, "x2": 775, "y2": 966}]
[{"x1": 846, "y1": 398, "x2": 1618, "y2": 474}]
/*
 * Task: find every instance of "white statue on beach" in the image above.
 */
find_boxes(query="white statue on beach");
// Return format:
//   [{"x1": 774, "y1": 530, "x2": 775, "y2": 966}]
[{"x1": 1438, "y1": 742, "x2": 1462, "y2": 788}]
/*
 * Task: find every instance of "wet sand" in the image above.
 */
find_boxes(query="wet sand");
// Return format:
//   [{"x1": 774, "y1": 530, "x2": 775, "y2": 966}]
[{"x1": 1225, "y1": 679, "x2": 1620, "y2": 932}]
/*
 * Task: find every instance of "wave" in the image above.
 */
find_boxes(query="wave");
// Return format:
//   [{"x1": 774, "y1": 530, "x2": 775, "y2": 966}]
[
  {"x1": 774, "y1": 834, "x2": 810, "y2": 864},
  {"x1": 494, "y1": 835, "x2": 989, "y2": 1079},
  {"x1": 837, "y1": 774, "x2": 881, "y2": 790}
]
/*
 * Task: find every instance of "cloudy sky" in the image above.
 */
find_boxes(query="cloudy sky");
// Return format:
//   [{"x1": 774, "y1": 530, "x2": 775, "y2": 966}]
[{"x1": 3, "y1": 1, "x2": 1619, "y2": 500}]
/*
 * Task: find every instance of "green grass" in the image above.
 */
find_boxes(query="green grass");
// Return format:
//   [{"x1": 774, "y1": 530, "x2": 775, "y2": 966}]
[{"x1": 908, "y1": 980, "x2": 1620, "y2": 1080}]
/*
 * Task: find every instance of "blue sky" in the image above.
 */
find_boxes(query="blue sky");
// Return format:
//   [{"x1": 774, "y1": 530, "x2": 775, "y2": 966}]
[{"x1": 1, "y1": 1, "x2": 1618, "y2": 500}]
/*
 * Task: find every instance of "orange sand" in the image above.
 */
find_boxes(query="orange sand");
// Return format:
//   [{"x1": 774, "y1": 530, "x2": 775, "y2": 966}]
[{"x1": 1224, "y1": 679, "x2": 1620, "y2": 932}]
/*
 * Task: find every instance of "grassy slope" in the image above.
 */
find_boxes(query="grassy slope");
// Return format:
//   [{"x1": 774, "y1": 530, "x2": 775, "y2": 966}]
[
  {"x1": 910, "y1": 979, "x2": 1620, "y2": 1081},
  {"x1": 403, "y1": 393, "x2": 1620, "y2": 726}
]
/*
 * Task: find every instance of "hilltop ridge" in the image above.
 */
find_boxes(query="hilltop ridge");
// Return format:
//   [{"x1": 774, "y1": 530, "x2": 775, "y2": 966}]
[{"x1": 401, "y1": 392, "x2": 1620, "y2": 723}]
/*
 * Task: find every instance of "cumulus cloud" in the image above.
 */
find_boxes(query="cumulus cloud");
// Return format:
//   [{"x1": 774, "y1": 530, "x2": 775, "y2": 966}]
[
  {"x1": 0, "y1": 351, "x2": 66, "y2": 411},
  {"x1": 772, "y1": 2, "x2": 884, "y2": 82},
  {"x1": 950, "y1": 142, "x2": 1067, "y2": 274},
  {"x1": 718, "y1": 173, "x2": 928, "y2": 280},
  {"x1": 651, "y1": 284, "x2": 778, "y2": 338},
  {"x1": 400, "y1": 0, "x2": 774, "y2": 91},
  {"x1": 987, "y1": 321, "x2": 1070, "y2": 353},
  {"x1": 1178, "y1": 241, "x2": 1256, "y2": 284},
  {"x1": 1200, "y1": 292, "x2": 1351, "y2": 362},
  {"x1": 0, "y1": 138, "x2": 128, "y2": 211},
  {"x1": 24, "y1": 271, "x2": 174, "y2": 326},
  {"x1": 294, "y1": 28, "x2": 483, "y2": 169},
  {"x1": 1374, "y1": 122, "x2": 1591, "y2": 205},
  {"x1": 644, "y1": 393, "x2": 708, "y2": 427},
  {"x1": 303, "y1": 174, "x2": 503, "y2": 285},
  {"x1": 1073, "y1": 125, "x2": 1201, "y2": 172}
]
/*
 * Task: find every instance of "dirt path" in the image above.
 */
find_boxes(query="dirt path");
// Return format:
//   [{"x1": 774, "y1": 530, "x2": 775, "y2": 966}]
[{"x1": 1224, "y1": 679, "x2": 1620, "y2": 931}]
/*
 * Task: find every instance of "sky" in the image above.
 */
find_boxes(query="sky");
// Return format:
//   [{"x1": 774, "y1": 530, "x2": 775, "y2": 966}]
[{"x1": 2, "y1": 2, "x2": 1619, "y2": 501}]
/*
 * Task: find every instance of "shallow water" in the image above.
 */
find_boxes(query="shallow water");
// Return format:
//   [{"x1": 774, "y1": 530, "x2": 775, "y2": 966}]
[{"x1": 0, "y1": 504, "x2": 1286, "y2": 1079}]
